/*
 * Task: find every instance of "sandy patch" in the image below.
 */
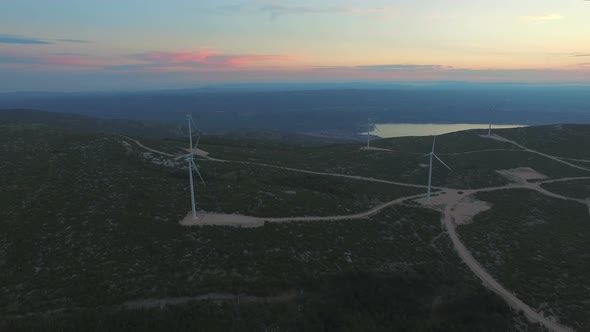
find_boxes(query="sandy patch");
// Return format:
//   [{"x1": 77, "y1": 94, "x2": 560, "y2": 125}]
[
  {"x1": 496, "y1": 167, "x2": 548, "y2": 183},
  {"x1": 450, "y1": 196, "x2": 492, "y2": 225},
  {"x1": 415, "y1": 190, "x2": 464, "y2": 211},
  {"x1": 180, "y1": 212, "x2": 264, "y2": 228},
  {"x1": 415, "y1": 190, "x2": 491, "y2": 225}
]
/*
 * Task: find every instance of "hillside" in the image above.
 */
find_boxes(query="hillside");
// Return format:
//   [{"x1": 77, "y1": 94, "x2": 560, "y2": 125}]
[
  {"x1": 2, "y1": 112, "x2": 590, "y2": 331},
  {"x1": 0, "y1": 109, "x2": 183, "y2": 139}
]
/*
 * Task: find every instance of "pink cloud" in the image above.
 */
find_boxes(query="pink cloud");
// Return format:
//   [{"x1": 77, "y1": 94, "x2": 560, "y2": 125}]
[
  {"x1": 222, "y1": 54, "x2": 293, "y2": 66},
  {"x1": 6, "y1": 48, "x2": 588, "y2": 84},
  {"x1": 132, "y1": 50, "x2": 295, "y2": 71},
  {"x1": 0, "y1": 49, "x2": 295, "y2": 73},
  {"x1": 142, "y1": 50, "x2": 214, "y2": 64}
]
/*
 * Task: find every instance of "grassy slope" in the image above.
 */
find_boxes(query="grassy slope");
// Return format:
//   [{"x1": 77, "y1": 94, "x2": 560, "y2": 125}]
[
  {"x1": 1, "y1": 201, "x2": 522, "y2": 331},
  {"x1": 496, "y1": 124, "x2": 590, "y2": 160},
  {"x1": 125, "y1": 137, "x2": 425, "y2": 217},
  {"x1": 196, "y1": 161, "x2": 425, "y2": 217},
  {"x1": 0, "y1": 124, "x2": 533, "y2": 331},
  {"x1": 458, "y1": 189, "x2": 590, "y2": 331},
  {"x1": 200, "y1": 129, "x2": 588, "y2": 189},
  {"x1": 0, "y1": 109, "x2": 183, "y2": 139}
]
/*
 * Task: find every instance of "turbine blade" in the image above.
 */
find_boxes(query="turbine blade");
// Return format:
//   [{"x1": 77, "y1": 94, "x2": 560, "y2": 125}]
[
  {"x1": 431, "y1": 136, "x2": 437, "y2": 153},
  {"x1": 374, "y1": 123, "x2": 384, "y2": 136},
  {"x1": 433, "y1": 154, "x2": 452, "y2": 171},
  {"x1": 191, "y1": 159, "x2": 206, "y2": 185},
  {"x1": 419, "y1": 153, "x2": 430, "y2": 158},
  {"x1": 187, "y1": 115, "x2": 193, "y2": 152}
]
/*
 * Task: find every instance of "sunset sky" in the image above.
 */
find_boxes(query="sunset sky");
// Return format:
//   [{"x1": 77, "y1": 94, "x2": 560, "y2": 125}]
[{"x1": 1, "y1": 0, "x2": 589, "y2": 91}]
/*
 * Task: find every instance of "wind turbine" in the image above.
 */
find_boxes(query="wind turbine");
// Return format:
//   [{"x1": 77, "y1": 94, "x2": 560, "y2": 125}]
[
  {"x1": 366, "y1": 117, "x2": 372, "y2": 149},
  {"x1": 487, "y1": 106, "x2": 494, "y2": 136},
  {"x1": 487, "y1": 102, "x2": 505, "y2": 136},
  {"x1": 186, "y1": 114, "x2": 206, "y2": 219},
  {"x1": 365, "y1": 117, "x2": 380, "y2": 149},
  {"x1": 424, "y1": 136, "x2": 452, "y2": 202}
]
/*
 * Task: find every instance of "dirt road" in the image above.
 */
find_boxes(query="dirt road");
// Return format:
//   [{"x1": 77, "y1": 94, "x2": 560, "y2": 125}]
[
  {"x1": 442, "y1": 195, "x2": 572, "y2": 332},
  {"x1": 484, "y1": 134, "x2": 590, "y2": 172}
]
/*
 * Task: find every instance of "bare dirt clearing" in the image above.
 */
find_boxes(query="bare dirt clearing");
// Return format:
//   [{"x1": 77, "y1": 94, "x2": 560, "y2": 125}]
[
  {"x1": 497, "y1": 167, "x2": 548, "y2": 183},
  {"x1": 449, "y1": 196, "x2": 492, "y2": 225}
]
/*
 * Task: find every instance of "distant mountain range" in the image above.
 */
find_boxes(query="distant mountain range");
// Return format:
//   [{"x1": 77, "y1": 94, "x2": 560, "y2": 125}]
[
  {"x1": 0, "y1": 109, "x2": 183, "y2": 138},
  {"x1": 0, "y1": 109, "x2": 357, "y2": 144},
  {"x1": 1, "y1": 87, "x2": 589, "y2": 134}
]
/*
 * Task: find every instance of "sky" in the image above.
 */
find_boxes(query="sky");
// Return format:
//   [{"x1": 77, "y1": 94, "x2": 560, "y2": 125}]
[{"x1": 1, "y1": 0, "x2": 589, "y2": 91}]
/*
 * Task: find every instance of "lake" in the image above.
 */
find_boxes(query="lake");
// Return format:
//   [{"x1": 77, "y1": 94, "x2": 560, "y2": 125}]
[{"x1": 370, "y1": 123, "x2": 525, "y2": 138}]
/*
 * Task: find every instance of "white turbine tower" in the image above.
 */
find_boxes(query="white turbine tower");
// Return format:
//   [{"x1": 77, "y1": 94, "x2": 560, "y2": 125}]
[
  {"x1": 488, "y1": 107, "x2": 493, "y2": 136},
  {"x1": 366, "y1": 117, "x2": 372, "y2": 149},
  {"x1": 424, "y1": 136, "x2": 452, "y2": 202},
  {"x1": 488, "y1": 102, "x2": 503, "y2": 136},
  {"x1": 186, "y1": 114, "x2": 206, "y2": 219}
]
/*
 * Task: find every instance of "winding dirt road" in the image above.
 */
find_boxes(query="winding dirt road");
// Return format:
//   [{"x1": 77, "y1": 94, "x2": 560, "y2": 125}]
[{"x1": 264, "y1": 193, "x2": 427, "y2": 223}]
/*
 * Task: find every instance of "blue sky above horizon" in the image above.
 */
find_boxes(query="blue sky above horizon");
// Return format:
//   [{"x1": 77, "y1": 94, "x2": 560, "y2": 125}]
[{"x1": 1, "y1": 0, "x2": 589, "y2": 91}]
